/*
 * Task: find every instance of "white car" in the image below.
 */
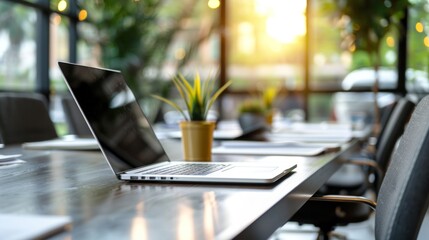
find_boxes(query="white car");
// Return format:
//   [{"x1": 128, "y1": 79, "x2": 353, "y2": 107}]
[
  {"x1": 333, "y1": 68, "x2": 428, "y2": 126},
  {"x1": 341, "y1": 67, "x2": 429, "y2": 92}
]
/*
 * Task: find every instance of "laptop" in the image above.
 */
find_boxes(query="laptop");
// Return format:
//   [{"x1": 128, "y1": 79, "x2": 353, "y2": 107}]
[{"x1": 58, "y1": 62, "x2": 296, "y2": 184}]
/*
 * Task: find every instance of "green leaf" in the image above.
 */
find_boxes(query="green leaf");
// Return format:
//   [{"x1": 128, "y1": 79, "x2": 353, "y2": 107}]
[
  {"x1": 193, "y1": 72, "x2": 202, "y2": 106},
  {"x1": 151, "y1": 94, "x2": 189, "y2": 121},
  {"x1": 152, "y1": 70, "x2": 231, "y2": 121},
  {"x1": 190, "y1": 95, "x2": 204, "y2": 120},
  {"x1": 178, "y1": 74, "x2": 194, "y2": 97},
  {"x1": 205, "y1": 80, "x2": 232, "y2": 119},
  {"x1": 172, "y1": 77, "x2": 191, "y2": 113}
]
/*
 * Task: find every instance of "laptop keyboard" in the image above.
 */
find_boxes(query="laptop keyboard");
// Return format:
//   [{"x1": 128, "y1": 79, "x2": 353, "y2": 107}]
[{"x1": 141, "y1": 163, "x2": 231, "y2": 176}]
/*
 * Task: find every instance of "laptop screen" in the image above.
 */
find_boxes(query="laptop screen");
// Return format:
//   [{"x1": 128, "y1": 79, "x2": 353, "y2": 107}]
[{"x1": 58, "y1": 62, "x2": 169, "y2": 174}]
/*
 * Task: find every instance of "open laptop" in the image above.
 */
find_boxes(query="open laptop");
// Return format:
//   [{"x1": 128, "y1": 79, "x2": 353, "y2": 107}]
[{"x1": 58, "y1": 62, "x2": 296, "y2": 184}]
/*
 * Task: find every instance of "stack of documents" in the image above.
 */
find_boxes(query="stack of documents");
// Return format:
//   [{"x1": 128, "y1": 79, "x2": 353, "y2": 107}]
[{"x1": 212, "y1": 141, "x2": 331, "y2": 156}]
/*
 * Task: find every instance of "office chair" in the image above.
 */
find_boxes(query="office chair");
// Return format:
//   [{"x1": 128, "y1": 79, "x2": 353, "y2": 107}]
[
  {"x1": 290, "y1": 97, "x2": 416, "y2": 239},
  {"x1": 61, "y1": 96, "x2": 93, "y2": 137},
  {"x1": 0, "y1": 92, "x2": 58, "y2": 145},
  {"x1": 291, "y1": 94, "x2": 429, "y2": 240},
  {"x1": 320, "y1": 97, "x2": 415, "y2": 196}
]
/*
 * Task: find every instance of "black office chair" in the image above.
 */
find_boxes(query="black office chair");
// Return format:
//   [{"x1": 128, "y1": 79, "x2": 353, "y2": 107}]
[
  {"x1": 61, "y1": 95, "x2": 93, "y2": 137},
  {"x1": 291, "y1": 94, "x2": 429, "y2": 240},
  {"x1": 376, "y1": 99, "x2": 398, "y2": 149},
  {"x1": 0, "y1": 92, "x2": 58, "y2": 145},
  {"x1": 290, "y1": 97, "x2": 416, "y2": 239},
  {"x1": 320, "y1": 97, "x2": 415, "y2": 196}
]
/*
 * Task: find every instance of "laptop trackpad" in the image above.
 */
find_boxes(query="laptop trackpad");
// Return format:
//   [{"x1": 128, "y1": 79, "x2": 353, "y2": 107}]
[{"x1": 218, "y1": 166, "x2": 278, "y2": 176}]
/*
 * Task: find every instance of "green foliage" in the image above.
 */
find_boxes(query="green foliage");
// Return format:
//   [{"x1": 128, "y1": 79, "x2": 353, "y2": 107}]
[
  {"x1": 79, "y1": 0, "x2": 218, "y2": 121},
  {"x1": 238, "y1": 100, "x2": 265, "y2": 115},
  {"x1": 407, "y1": 1, "x2": 429, "y2": 71},
  {"x1": 322, "y1": 0, "x2": 409, "y2": 65},
  {"x1": 152, "y1": 72, "x2": 232, "y2": 121},
  {"x1": 322, "y1": 0, "x2": 411, "y2": 129},
  {"x1": 80, "y1": 0, "x2": 217, "y2": 121}
]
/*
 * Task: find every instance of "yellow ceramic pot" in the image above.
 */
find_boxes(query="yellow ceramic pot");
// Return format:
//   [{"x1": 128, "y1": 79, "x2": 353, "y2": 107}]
[
  {"x1": 265, "y1": 109, "x2": 274, "y2": 127},
  {"x1": 179, "y1": 121, "x2": 215, "y2": 161}
]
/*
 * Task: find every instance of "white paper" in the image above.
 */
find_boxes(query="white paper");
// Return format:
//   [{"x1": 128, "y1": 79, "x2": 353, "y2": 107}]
[
  {"x1": 267, "y1": 132, "x2": 352, "y2": 143},
  {"x1": 0, "y1": 214, "x2": 71, "y2": 240},
  {"x1": 22, "y1": 138, "x2": 99, "y2": 150},
  {"x1": 212, "y1": 141, "x2": 326, "y2": 156}
]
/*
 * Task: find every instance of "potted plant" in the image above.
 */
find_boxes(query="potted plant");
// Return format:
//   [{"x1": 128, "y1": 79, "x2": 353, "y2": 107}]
[
  {"x1": 237, "y1": 100, "x2": 268, "y2": 133},
  {"x1": 237, "y1": 86, "x2": 278, "y2": 132},
  {"x1": 152, "y1": 72, "x2": 231, "y2": 161},
  {"x1": 262, "y1": 86, "x2": 278, "y2": 126}
]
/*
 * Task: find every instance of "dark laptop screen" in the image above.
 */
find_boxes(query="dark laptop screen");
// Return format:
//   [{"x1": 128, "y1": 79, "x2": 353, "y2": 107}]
[{"x1": 59, "y1": 62, "x2": 169, "y2": 175}]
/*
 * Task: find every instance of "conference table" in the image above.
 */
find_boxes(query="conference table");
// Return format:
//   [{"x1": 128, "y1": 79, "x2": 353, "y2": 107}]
[{"x1": 0, "y1": 136, "x2": 361, "y2": 239}]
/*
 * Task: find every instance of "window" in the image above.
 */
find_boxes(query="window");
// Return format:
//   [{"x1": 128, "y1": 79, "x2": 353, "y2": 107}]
[
  {"x1": 0, "y1": 1, "x2": 37, "y2": 91},
  {"x1": 78, "y1": 0, "x2": 220, "y2": 122},
  {"x1": 407, "y1": 0, "x2": 429, "y2": 96},
  {"x1": 0, "y1": 0, "x2": 418, "y2": 127},
  {"x1": 227, "y1": 0, "x2": 306, "y2": 92},
  {"x1": 50, "y1": 13, "x2": 69, "y2": 93}
]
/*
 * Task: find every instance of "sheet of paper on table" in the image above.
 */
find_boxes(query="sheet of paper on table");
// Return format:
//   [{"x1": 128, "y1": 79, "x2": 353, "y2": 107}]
[
  {"x1": 0, "y1": 214, "x2": 71, "y2": 240},
  {"x1": 212, "y1": 141, "x2": 329, "y2": 156},
  {"x1": 22, "y1": 137, "x2": 99, "y2": 150}
]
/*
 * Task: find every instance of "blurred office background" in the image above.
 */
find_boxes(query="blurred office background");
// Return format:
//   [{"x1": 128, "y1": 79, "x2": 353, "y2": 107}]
[{"x1": 1, "y1": 0, "x2": 429, "y2": 135}]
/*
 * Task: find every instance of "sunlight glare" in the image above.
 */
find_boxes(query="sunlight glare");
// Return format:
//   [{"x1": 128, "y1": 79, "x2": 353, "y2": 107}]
[
  {"x1": 238, "y1": 22, "x2": 255, "y2": 54},
  {"x1": 424, "y1": 36, "x2": 429, "y2": 47},
  {"x1": 261, "y1": 0, "x2": 307, "y2": 44},
  {"x1": 79, "y1": 9, "x2": 88, "y2": 21},
  {"x1": 131, "y1": 202, "x2": 148, "y2": 240},
  {"x1": 416, "y1": 22, "x2": 424, "y2": 33},
  {"x1": 386, "y1": 36, "x2": 395, "y2": 47},
  {"x1": 208, "y1": 0, "x2": 220, "y2": 9},
  {"x1": 58, "y1": 0, "x2": 67, "y2": 12},
  {"x1": 266, "y1": 15, "x2": 306, "y2": 44},
  {"x1": 177, "y1": 205, "x2": 195, "y2": 240}
]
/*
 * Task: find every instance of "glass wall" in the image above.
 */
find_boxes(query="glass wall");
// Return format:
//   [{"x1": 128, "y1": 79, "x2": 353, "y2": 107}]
[
  {"x1": 307, "y1": 0, "x2": 401, "y2": 122},
  {"x1": 77, "y1": 0, "x2": 220, "y2": 123},
  {"x1": 407, "y1": 0, "x2": 429, "y2": 98},
  {"x1": 227, "y1": 0, "x2": 306, "y2": 92},
  {"x1": 224, "y1": 0, "x2": 306, "y2": 120},
  {"x1": 50, "y1": 13, "x2": 69, "y2": 93},
  {"x1": 0, "y1": 1, "x2": 37, "y2": 91},
  {"x1": 1, "y1": 0, "x2": 426, "y2": 129},
  {"x1": 223, "y1": 0, "x2": 408, "y2": 122}
]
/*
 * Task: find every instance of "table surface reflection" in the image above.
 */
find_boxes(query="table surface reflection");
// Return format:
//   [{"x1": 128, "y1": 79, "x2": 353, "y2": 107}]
[{"x1": 0, "y1": 139, "x2": 359, "y2": 239}]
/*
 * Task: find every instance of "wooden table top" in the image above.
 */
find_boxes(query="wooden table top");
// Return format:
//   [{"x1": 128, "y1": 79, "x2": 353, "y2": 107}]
[{"x1": 0, "y1": 139, "x2": 359, "y2": 239}]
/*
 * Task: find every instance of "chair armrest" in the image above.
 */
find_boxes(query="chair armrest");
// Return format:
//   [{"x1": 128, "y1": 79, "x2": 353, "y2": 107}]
[
  {"x1": 340, "y1": 158, "x2": 384, "y2": 191},
  {"x1": 309, "y1": 195, "x2": 377, "y2": 210}
]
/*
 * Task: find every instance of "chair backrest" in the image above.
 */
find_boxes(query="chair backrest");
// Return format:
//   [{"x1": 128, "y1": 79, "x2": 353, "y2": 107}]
[
  {"x1": 376, "y1": 99, "x2": 398, "y2": 149},
  {"x1": 0, "y1": 92, "x2": 58, "y2": 145},
  {"x1": 61, "y1": 96, "x2": 92, "y2": 137},
  {"x1": 375, "y1": 98, "x2": 416, "y2": 172},
  {"x1": 375, "y1": 95, "x2": 429, "y2": 240}
]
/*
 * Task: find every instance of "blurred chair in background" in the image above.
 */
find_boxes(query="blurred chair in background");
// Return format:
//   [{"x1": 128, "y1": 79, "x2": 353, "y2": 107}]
[
  {"x1": 326, "y1": 97, "x2": 416, "y2": 195},
  {"x1": 61, "y1": 96, "x2": 93, "y2": 137},
  {"x1": 0, "y1": 92, "x2": 58, "y2": 145},
  {"x1": 290, "y1": 97, "x2": 416, "y2": 239},
  {"x1": 290, "y1": 95, "x2": 429, "y2": 240}
]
